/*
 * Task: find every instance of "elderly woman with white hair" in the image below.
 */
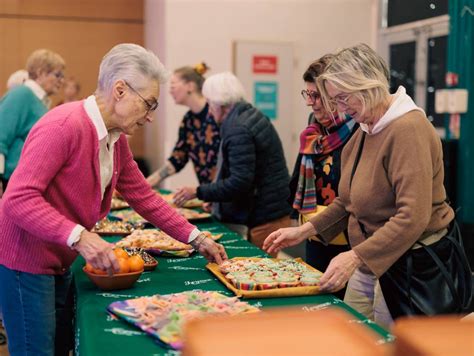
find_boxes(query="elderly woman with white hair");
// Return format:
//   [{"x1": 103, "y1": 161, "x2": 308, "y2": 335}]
[
  {"x1": 263, "y1": 44, "x2": 465, "y2": 328},
  {"x1": 174, "y1": 72, "x2": 291, "y2": 253},
  {"x1": 0, "y1": 43, "x2": 227, "y2": 355}
]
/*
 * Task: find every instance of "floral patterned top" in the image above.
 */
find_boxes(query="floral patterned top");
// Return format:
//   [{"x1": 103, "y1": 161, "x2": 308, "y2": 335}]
[{"x1": 168, "y1": 103, "x2": 220, "y2": 184}]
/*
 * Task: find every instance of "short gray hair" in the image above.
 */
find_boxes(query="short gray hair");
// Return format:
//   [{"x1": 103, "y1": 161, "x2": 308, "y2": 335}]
[
  {"x1": 202, "y1": 72, "x2": 246, "y2": 106},
  {"x1": 317, "y1": 43, "x2": 390, "y2": 117},
  {"x1": 97, "y1": 43, "x2": 169, "y2": 93}
]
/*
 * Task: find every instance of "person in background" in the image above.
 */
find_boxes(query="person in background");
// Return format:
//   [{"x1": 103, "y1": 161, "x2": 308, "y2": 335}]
[
  {"x1": 289, "y1": 54, "x2": 357, "y2": 299},
  {"x1": 146, "y1": 62, "x2": 220, "y2": 187},
  {"x1": 264, "y1": 43, "x2": 454, "y2": 329},
  {"x1": 174, "y1": 72, "x2": 291, "y2": 253},
  {"x1": 0, "y1": 43, "x2": 227, "y2": 355},
  {"x1": 0, "y1": 49, "x2": 65, "y2": 198},
  {"x1": 61, "y1": 76, "x2": 81, "y2": 103},
  {"x1": 6, "y1": 69, "x2": 28, "y2": 90}
]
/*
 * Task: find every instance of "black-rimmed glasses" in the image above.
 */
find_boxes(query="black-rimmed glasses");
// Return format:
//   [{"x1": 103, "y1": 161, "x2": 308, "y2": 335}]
[
  {"x1": 124, "y1": 80, "x2": 159, "y2": 113},
  {"x1": 301, "y1": 89, "x2": 321, "y2": 102}
]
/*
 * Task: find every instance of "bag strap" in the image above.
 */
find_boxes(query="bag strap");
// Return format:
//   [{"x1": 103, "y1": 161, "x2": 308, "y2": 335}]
[
  {"x1": 416, "y1": 240, "x2": 462, "y2": 311},
  {"x1": 349, "y1": 132, "x2": 366, "y2": 188},
  {"x1": 349, "y1": 132, "x2": 368, "y2": 236}
]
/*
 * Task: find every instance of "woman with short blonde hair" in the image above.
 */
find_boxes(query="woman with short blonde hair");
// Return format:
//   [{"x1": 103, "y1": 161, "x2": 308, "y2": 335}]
[
  {"x1": 0, "y1": 48, "x2": 65, "y2": 198},
  {"x1": 265, "y1": 43, "x2": 459, "y2": 328}
]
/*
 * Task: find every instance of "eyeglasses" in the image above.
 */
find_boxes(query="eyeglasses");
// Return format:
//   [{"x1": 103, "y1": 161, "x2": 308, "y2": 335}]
[
  {"x1": 52, "y1": 71, "x2": 64, "y2": 79},
  {"x1": 301, "y1": 89, "x2": 321, "y2": 102},
  {"x1": 328, "y1": 94, "x2": 352, "y2": 108},
  {"x1": 124, "y1": 80, "x2": 159, "y2": 113}
]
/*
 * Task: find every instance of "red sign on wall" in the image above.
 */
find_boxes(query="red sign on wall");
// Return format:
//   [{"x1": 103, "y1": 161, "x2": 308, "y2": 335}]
[{"x1": 252, "y1": 55, "x2": 278, "y2": 74}]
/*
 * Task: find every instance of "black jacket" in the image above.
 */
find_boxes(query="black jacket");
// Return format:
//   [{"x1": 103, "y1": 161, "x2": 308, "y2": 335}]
[{"x1": 197, "y1": 101, "x2": 291, "y2": 227}]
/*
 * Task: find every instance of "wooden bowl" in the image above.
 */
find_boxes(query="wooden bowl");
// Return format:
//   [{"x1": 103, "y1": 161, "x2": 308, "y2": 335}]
[
  {"x1": 83, "y1": 266, "x2": 143, "y2": 291},
  {"x1": 144, "y1": 259, "x2": 158, "y2": 272}
]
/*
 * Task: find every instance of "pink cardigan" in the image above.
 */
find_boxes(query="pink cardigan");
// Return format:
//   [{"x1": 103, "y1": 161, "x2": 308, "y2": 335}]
[{"x1": 0, "y1": 101, "x2": 196, "y2": 274}]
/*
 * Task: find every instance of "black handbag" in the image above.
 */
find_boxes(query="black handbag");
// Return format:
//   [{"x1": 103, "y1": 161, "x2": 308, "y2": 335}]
[{"x1": 350, "y1": 132, "x2": 473, "y2": 319}]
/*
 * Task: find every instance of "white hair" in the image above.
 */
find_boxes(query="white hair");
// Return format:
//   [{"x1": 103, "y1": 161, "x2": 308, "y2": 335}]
[
  {"x1": 97, "y1": 43, "x2": 169, "y2": 93},
  {"x1": 7, "y1": 69, "x2": 28, "y2": 89},
  {"x1": 202, "y1": 72, "x2": 246, "y2": 106}
]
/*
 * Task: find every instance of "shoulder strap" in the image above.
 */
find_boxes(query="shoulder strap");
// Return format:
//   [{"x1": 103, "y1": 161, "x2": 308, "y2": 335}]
[{"x1": 349, "y1": 132, "x2": 366, "y2": 188}]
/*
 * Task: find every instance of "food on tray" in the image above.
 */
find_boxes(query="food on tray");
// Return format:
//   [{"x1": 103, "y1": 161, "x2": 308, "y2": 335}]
[
  {"x1": 91, "y1": 219, "x2": 135, "y2": 235},
  {"x1": 218, "y1": 258, "x2": 322, "y2": 290},
  {"x1": 109, "y1": 209, "x2": 148, "y2": 225},
  {"x1": 107, "y1": 290, "x2": 259, "y2": 350},
  {"x1": 110, "y1": 196, "x2": 129, "y2": 210},
  {"x1": 124, "y1": 248, "x2": 157, "y2": 265},
  {"x1": 176, "y1": 208, "x2": 211, "y2": 220},
  {"x1": 116, "y1": 229, "x2": 193, "y2": 251},
  {"x1": 159, "y1": 193, "x2": 204, "y2": 208}
]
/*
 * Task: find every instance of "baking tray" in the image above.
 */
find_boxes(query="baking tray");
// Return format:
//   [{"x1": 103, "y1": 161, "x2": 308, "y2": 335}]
[{"x1": 206, "y1": 257, "x2": 322, "y2": 299}]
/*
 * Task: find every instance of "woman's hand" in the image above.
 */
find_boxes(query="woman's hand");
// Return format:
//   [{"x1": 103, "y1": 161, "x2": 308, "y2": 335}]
[
  {"x1": 74, "y1": 230, "x2": 120, "y2": 276},
  {"x1": 194, "y1": 236, "x2": 228, "y2": 264},
  {"x1": 318, "y1": 250, "x2": 363, "y2": 293},
  {"x1": 263, "y1": 222, "x2": 316, "y2": 255},
  {"x1": 174, "y1": 187, "x2": 197, "y2": 207},
  {"x1": 202, "y1": 202, "x2": 212, "y2": 213}
]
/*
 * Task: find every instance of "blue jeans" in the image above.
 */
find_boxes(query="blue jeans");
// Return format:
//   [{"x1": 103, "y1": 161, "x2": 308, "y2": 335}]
[{"x1": 0, "y1": 264, "x2": 73, "y2": 356}]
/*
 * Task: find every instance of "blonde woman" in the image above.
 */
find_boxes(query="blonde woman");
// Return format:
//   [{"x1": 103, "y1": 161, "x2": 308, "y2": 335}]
[
  {"x1": 0, "y1": 49, "x2": 65, "y2": 197},
  {"x1": 146, "y1": 63, "x2": 220, "y2": 187},
  {"x1": 264, "y1": 43, "x2": 455, "y2": 328}
]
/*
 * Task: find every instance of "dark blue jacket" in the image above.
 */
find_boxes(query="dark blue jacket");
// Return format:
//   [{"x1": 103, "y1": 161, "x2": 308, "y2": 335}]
[{"x1": 197, "y1": 101, "x2": 291, "y2": 227}]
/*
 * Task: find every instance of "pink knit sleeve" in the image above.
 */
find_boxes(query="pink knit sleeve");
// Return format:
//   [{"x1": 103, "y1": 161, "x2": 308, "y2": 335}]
[
  {"x1": 115, "y1": 137, "x2": 196, "y2": 243},
  {"x1": 2, "y1": 121, "x2": 77, "y2": 245}
]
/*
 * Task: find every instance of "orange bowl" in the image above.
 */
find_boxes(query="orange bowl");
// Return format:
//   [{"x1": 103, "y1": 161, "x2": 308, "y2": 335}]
[{"x1": 82, "y1": 266, "x2": 143, "y2": 291}]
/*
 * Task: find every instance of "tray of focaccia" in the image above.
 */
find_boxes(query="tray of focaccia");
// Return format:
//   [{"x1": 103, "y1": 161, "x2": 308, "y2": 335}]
[
  {"x1": 207, "y1": 257, "x2": 323, "y2": 298},
  {"x1": 116, "y1": 229, "x2": 223, "y2": 257}
]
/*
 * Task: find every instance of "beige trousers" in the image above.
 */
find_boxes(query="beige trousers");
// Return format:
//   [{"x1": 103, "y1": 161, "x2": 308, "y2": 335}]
[{"x1": 344, "y1": 268, "x2": 394, "y2": 330}]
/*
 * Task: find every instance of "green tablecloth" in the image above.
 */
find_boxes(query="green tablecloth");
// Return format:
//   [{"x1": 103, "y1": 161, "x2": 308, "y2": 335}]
[{"x1": 73, "y1": 218, "x2": 394, "y2": 355}]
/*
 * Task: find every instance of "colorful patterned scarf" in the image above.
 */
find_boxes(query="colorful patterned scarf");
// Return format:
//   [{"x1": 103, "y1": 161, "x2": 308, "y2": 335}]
[{"x1": 293, "y1": 114, "x2": 355, "y2": 213}]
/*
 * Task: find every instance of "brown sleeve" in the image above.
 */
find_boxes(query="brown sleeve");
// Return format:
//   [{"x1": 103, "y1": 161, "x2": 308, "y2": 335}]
[{"x1": 309, "y1": 197, "x2": 349, "y2": 244}]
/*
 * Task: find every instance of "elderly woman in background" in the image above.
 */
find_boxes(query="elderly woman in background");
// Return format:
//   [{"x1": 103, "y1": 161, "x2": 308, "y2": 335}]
[
  {"x1": 289, "y1": 54, "x2": 357, "y2": 299},
  {"x1": 0, "y1": 43, "x2": 227, "y2": 355},
  {"x1": 174, "y1": 72, "x2": 291, "y2": 252},
  {"x1": 6, "y1": 69, "x2": 29, "y2": 90},
  {"x1": 147, "y1": 62, "x2": 220, "y2": 187},
  {"x1": 0, "y1": 49, "x2": 65, "y2": 197},
  {"x1": 264, "y1": 43, "x2": 454, "y2": 328}
]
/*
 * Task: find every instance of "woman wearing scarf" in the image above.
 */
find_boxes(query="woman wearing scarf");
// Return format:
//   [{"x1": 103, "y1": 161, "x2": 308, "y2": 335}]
[{"x1": 288, "y1": 54, "x2": 357, "y2": 298}]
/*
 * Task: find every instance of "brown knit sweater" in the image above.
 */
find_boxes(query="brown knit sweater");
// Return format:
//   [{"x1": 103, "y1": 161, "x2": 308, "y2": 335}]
[{"x1": 309, "y1": 110, "x2": 454, "y2": 277}]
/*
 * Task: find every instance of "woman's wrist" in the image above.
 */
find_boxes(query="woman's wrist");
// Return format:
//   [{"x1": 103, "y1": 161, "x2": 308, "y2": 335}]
[{"x1": 298, "y1": 222, "x2": 317, "y2": 239}]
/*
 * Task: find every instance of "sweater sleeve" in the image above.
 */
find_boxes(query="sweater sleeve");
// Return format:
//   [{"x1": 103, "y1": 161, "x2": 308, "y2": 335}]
[
  {"x1": 309, "y1": 197, "x2": 349, "y2": 243},
  {"x1": 352, "y1": 121, "x2": 436, "y2": 277},
  {"x1": 2, "y1": 122, "x2": 77, "y2": 245},
  {"x1": 115, "y1": 137, "x2": 196, "y2": 243},
  {"x1": 196, "y1": 126, "x2": 255, "y2": 202},
  {"x1": 0, "y1": 89, "x2": 28, "y2": 156}
]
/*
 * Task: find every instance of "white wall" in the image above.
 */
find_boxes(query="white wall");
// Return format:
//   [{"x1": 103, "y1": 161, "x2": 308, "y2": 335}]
[{"x1": 145, "y1": 0, "x2": 378, "y2": 190}]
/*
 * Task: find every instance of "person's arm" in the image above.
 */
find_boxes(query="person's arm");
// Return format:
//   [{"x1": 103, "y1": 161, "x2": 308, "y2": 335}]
[
  {"x1": 146, "y1": 161, "x2": 176, "y2": 187},
  {"x1": 307, "y1": 197, "x2": 349, "y2": 244},
  {"x1": 0, "y1": 90, "x2": 29, "y2": 174},
  {"x1": 196, "y1": 126, "x2": 255, "y2": 202},
  {"x1": 2, "y1": 121, "x2": 80, "y2": 244},
  {"x1": 115, "y1": 139, "x2": 227, "y2": 263},
  {"x1": 167, "y1": 118, "x2": 191, "y2": 174}
]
